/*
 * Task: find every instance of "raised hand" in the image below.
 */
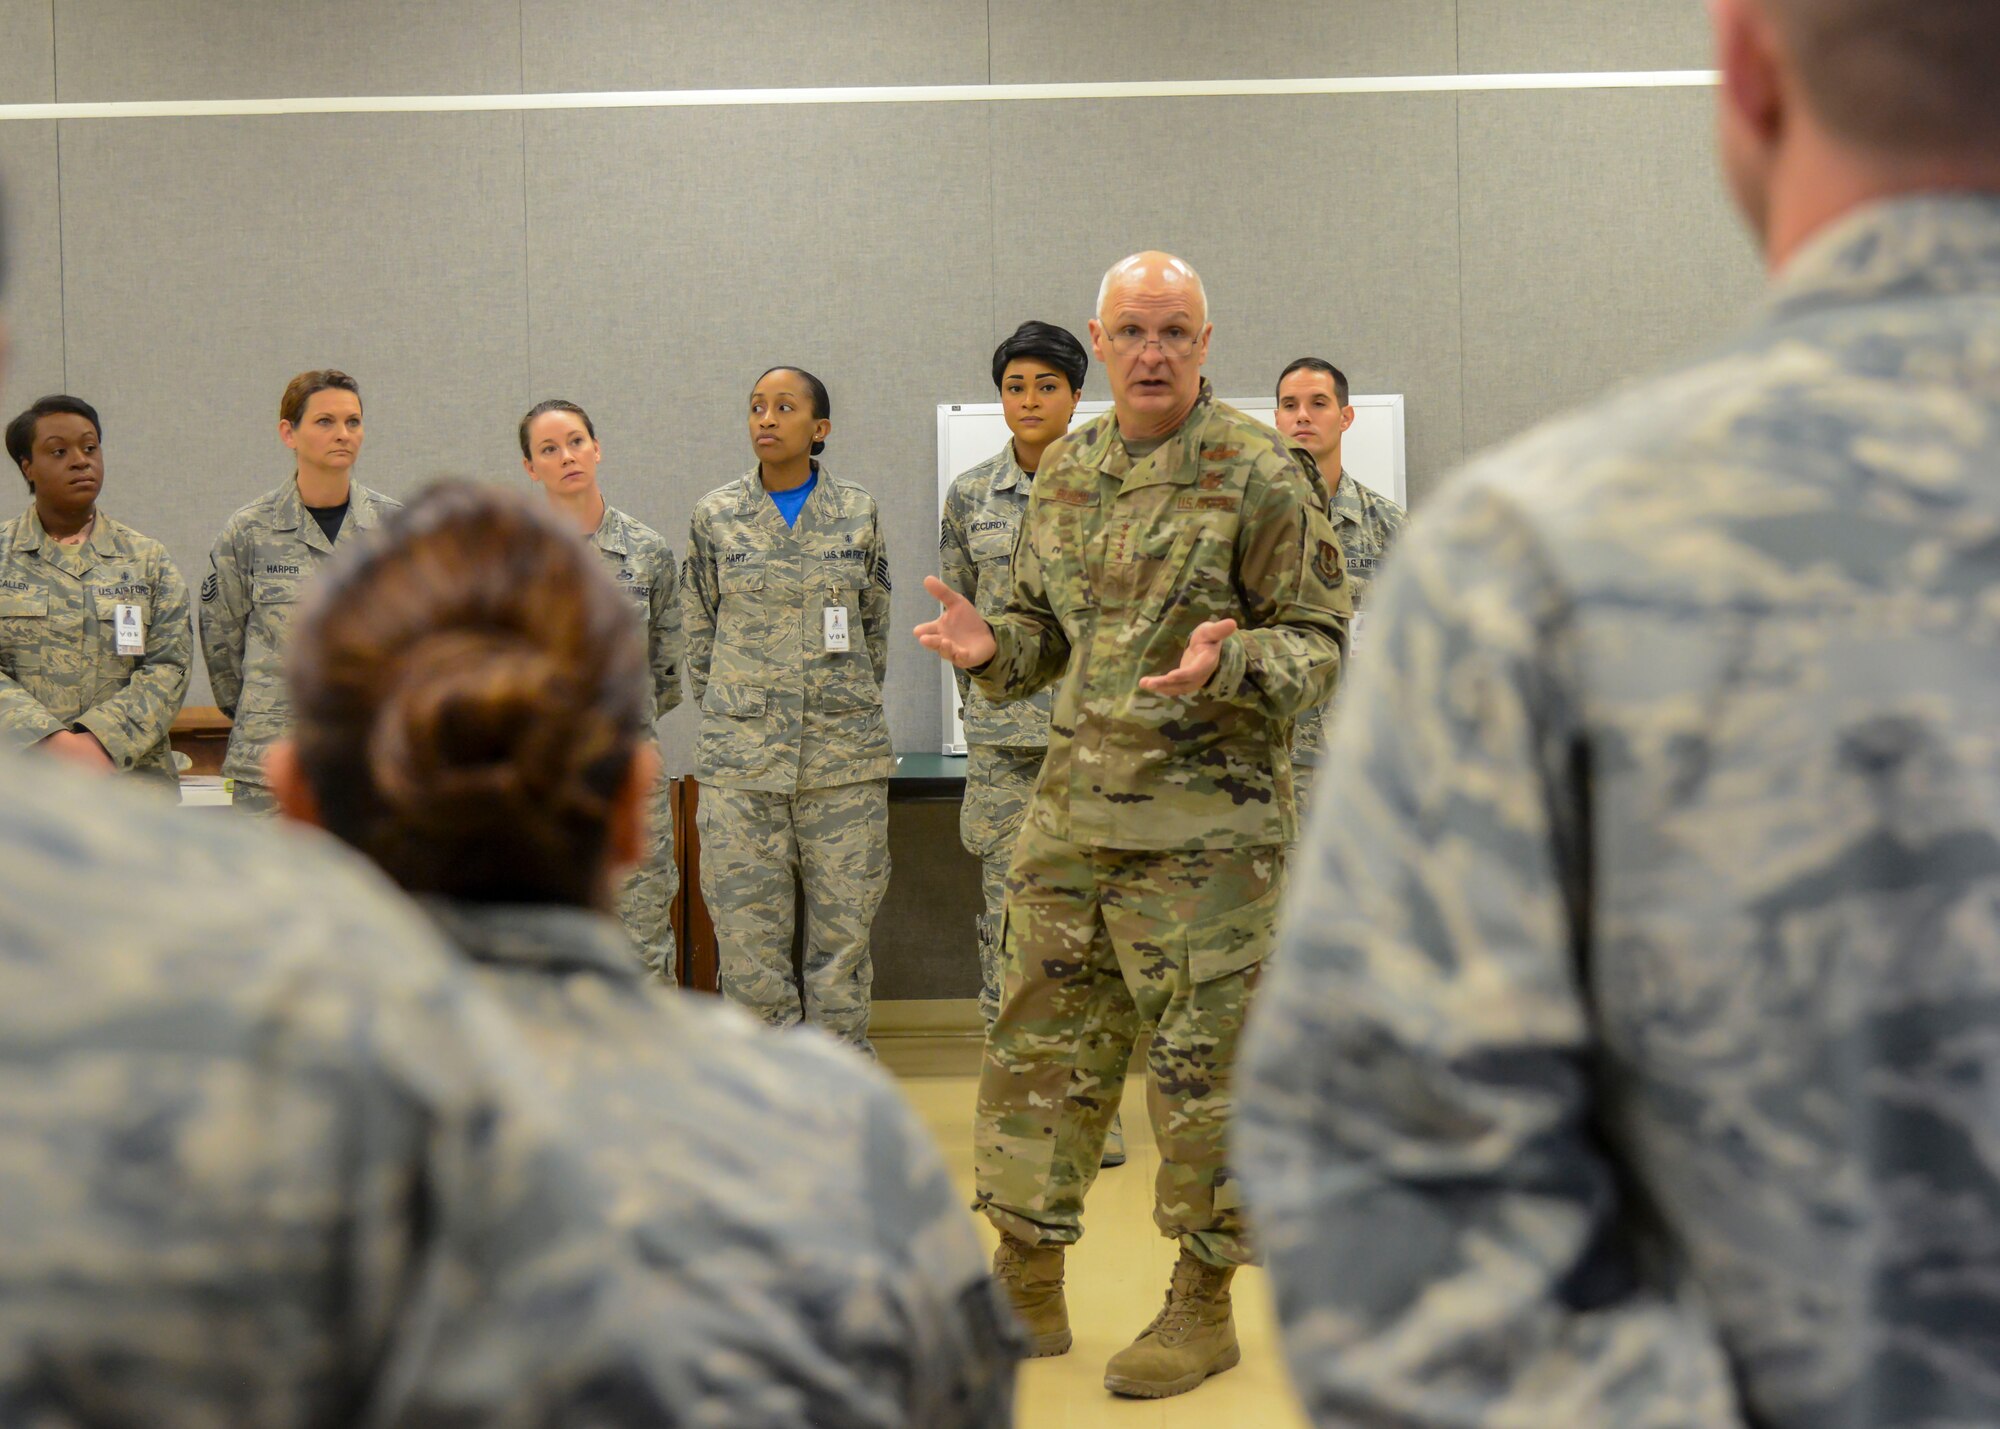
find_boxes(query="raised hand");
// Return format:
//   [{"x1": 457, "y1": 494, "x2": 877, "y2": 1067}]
[
  {"x1": 1138, "y1": 619, "x2": 1237, "y2": 695},
  {"x1": 915, "y1": 575, "x2": 999, "y2": 670}
]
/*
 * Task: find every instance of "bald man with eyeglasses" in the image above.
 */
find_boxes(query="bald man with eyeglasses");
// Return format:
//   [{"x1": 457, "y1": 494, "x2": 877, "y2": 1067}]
[{"x1": 918, "y1": 251, "x2": 1350, "y2": 1399}]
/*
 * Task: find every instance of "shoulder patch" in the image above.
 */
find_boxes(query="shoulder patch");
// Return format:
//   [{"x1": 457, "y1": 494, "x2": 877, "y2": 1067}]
[
  {"x1": 1313, "y1": 539, "x2": 1347, "y2": 588},
  {"x1": 200, "y1": 572, "x2": 219, "y2": 603}
]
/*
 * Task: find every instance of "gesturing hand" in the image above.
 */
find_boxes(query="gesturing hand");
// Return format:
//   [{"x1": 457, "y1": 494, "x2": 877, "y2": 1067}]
[
  {"x1": 1138, "y1": 619, "x2": 1237, "y2": 696},
  {"x1": 915, "y1": 576, "x2": 999, "y2": 670}
]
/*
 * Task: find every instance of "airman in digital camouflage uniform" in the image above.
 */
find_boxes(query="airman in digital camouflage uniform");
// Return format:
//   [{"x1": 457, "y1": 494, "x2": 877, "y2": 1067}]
[
  {"x1": 269, "y1": 481, "x2": 1021, "y2": 1426},
  {"x1": 0, "y1": 394, "x2": 189, "y2": 787},
  {"x1": 1239, "y1": 3, "x2": 2000, "y2": 1426},
  {"x1": 920, "y1": 253, "x2": 1350, "y2": 1398},
  {"x1": 684, "y1": 367, "x2": 894, "y2": 1050},
  {"x1": 520, "y1": 399, "x2": 684, "y2": 982},
  {"x1": 1272, "y1": 358, "x2": 1406, "y2": 820},
  {"x1": 939, "y1": 322, "x2": 1083, "y2": 1024},
  {"x1": 200, "y1": 369, "x2": 398, "y2": 814}
]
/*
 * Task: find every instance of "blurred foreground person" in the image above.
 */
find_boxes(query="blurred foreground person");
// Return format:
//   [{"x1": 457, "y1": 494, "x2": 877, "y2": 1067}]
[
  {"x1": 271, "y1": 482, "x2": 1020, "y2": 1427},
  {"x1": 1240, "y1": 2, "x2": 2000, "y2": 1425}
]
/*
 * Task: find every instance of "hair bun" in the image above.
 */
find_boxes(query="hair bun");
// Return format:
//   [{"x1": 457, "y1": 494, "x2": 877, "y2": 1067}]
[{"x1": 366, "y1": 628, "x2": 598, "y2": 834}]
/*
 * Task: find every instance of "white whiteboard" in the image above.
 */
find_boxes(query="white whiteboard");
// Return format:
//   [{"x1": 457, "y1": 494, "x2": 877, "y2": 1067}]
[{"x1": 933, "y1": 394, "x2": 1407, "y2": 752}]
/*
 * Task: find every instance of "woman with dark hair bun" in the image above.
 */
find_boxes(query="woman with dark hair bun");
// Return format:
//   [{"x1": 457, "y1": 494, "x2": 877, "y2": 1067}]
[
  {"x1": 265, "y1": 481, "x2": 1021, "y2": 1425},
  {"x1": 519, "y1": 397, "x2": 684, "y2": 983},
  {"x1": 681, "y1": 367, "x2": 896, "y2": 1050}
]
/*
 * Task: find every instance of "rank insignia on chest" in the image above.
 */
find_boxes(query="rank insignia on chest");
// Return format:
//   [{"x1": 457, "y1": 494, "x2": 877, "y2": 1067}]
[{"x1": 1313, "y1": 539, "x2": 1346, "y2": 587}]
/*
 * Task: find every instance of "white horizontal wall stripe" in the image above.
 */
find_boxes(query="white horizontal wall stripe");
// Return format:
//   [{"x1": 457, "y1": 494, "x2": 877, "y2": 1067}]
[{"x1": 0, "y1": 70, "x2": 1720, "y2": 123}]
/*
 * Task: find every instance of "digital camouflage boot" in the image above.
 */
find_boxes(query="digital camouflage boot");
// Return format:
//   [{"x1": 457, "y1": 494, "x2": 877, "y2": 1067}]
[
  {"x1": 1103, "y1": 1249, "x2": 1240, "y2": 1397},
  {"x1": 992, "y1": 1232, "x2": 1072, "y2": 1357}
]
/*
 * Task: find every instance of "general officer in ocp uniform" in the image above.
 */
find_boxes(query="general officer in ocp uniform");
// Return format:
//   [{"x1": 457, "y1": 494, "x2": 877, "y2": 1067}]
[
  {"x1": 0, "y1": 394, "x2": 189, "y2": 786},
  {"x1": 200, "y1": 369, "x2": 399, "y2": 813},
  {"x1": 520, "y1": 398, "x2": 684, "y2": 983},
  {"x1": 919, "y1": 252, "x2": 1349, "y2": 1399},
  {"x1": 684, "y1": 367, "x2": 894, "y2": 1050},
  {"x1": 1239, "y1": 1, "x2": 2000, "y2": 1425},
  {"x1": 1271, "y1": 357, "x2": 1405, "y2": 822}
]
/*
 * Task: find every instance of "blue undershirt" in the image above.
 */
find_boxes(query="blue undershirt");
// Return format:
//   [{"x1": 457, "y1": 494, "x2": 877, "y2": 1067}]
[{"x1": 767, "y1": 469, "x2": 818, "y2": 528}]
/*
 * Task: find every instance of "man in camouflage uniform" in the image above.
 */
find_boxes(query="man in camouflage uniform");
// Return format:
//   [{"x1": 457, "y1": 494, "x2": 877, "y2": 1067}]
[
  {"x1": 0, "y1": 395, "x2": 189, "y2": 788},
  {"x1": 919, "y1": 252, "x2": 1349, "y2": 1397},
  {"x1": 201, "y1": 371, "x2": 398, "y2": 814},
  {"x1": 1272, "y1": 358, "x2": 1406, "y2": 820},
  {"x1": 683, "y1": 368, "x2": 894, "y2": 1050},
  {"x1": 1239, "y1": 3, "x2": 2000, "y2": 1426}
]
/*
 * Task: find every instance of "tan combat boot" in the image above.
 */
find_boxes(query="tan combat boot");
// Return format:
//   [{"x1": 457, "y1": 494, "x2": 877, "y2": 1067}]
[
  {"x1": 1102, "y1": 1250, "x2": 1240, "y2": 1398},
  {"x1": 991, "y1": 1233, "x2": 1072, "y2": 1357}
]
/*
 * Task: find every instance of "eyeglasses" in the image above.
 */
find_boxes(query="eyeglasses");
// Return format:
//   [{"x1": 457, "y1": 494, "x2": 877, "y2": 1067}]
[{"x1": 1104, "y1": 326, "x2": 1200, "y2": 358}]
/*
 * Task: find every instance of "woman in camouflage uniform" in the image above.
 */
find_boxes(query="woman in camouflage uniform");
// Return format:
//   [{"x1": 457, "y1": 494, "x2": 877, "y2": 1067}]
[
  {"x1": 0, "y1": 393, "x2": 189, "y2": 786},
  {"x1": 682, "y1": 368, "x2": 896, "y2": 1050},
  {"x1": 267, "y1": 483, "x2": 1018, "y2": 1425},
  {"x1": 519, "y1": 399, "x2": 684, "y2": 982}
]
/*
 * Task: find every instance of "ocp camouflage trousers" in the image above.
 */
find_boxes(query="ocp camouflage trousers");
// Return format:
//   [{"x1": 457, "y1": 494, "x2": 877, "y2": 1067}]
[
  {"x1": 974, "y1": 817, "x2": 1282, "y2": 1268},
  {"x1": 696, "y1": 779, "x2": 889, "y2": 1050}
]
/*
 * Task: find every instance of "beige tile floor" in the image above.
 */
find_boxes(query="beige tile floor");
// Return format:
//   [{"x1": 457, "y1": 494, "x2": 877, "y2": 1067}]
[{"x1": 893, "y1": 1063, "x2": 1311, "y2": 1428}]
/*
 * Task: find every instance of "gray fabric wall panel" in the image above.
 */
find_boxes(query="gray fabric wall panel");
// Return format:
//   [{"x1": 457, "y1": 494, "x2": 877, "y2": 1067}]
[
  {"x1": 1457, "y1": 89, "x2": 1761, "y2": 456},
  {"x1": 521, "y1": 0, "x2": 988, "y2": 92},
  {"x1": 989, "y1": 0, "x2": 1458, "y2": 83},
  {"x1": 0, "y1": 0, "x2": 54, "y2": 103},
  {"x1": 53, "y1": 0, "x2": 523, "y2": 102},
  {"x1": 0, "y1": 125, "x2": 64, "y2": 432},
  {"x1": 1457, "y1": 0, "x2": 1711, "y2": 74},
  {"x1": 56, "y1": 113, "x2": 532, "y2": 707},
  {"x1": 989, "y1": 95, "x2": 1464, "y2": 503},
  {"x1": 524, "y1": 104, "x2": 993, "y2": 774}
]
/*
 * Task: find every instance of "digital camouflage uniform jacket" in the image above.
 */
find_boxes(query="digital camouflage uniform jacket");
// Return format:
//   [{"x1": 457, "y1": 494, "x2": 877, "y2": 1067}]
[
  {"x1": 0, "y1": 509, "x2": 190, "y2": 786},
  {"x1": 939, "y1": 442, "x2": 1053, "y2": 748},
  {"x1": 426, "y1": 900, "x2": 1023, "y2": 1427},
  {"x1": 972, "y1": 383, "x2": 1350, "y2": 849},
  {"x1": 200, "y1": 479, "x2": 401, "y2": 786},
  {"x1": 683, "y1": 466, "x2": 894, "y2": 791},
  {"x1": 592, "y1": 504, "x2": 683, "y2": 726},
  {"x1": 1241, "y1": 195, "x2": 2000, "y2": 1429},
  {"x1": 0, "y1": 753, "x2": 699, "y2": 1426},
  {"x1": 1288, "y1": 468, "x2": 1405, "y2": 769}
]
